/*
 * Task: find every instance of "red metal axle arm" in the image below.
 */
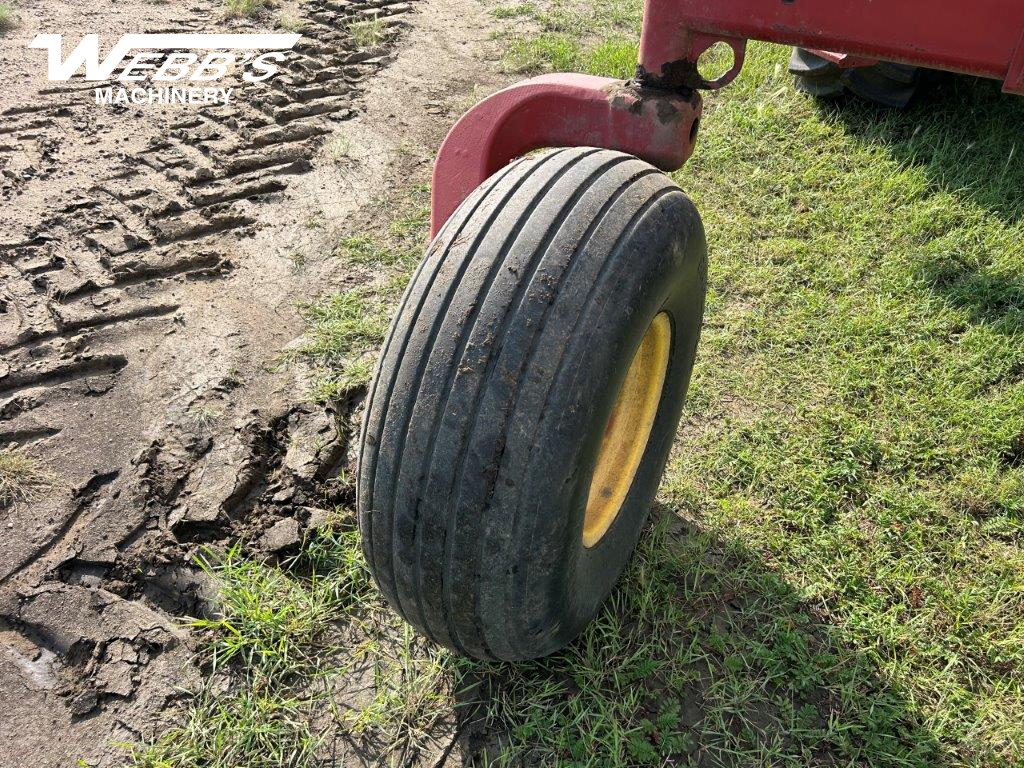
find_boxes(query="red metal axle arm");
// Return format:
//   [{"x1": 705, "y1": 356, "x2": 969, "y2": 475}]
[{"x1": 429, "y1": 73, "x2": 701, "y2": 236}]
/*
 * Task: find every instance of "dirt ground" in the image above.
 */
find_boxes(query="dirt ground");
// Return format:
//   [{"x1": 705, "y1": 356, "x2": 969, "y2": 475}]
[{"x1": 0, "y1": 0, "x2": 506, "y2": 764}]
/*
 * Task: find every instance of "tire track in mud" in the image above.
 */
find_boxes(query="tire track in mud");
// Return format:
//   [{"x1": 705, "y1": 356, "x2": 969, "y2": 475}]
[
  {"x1": 1, "y1": 0, "x2": 411, "y2": 359},
  {"x1": 0, "y1": 1, "x2": 414, "y2": 763}
]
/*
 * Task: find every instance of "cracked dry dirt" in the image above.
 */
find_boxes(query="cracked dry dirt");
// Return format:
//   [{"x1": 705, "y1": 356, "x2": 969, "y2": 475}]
[{"x1": 0, "y1": 0, "x2": 505, "y2": 764}]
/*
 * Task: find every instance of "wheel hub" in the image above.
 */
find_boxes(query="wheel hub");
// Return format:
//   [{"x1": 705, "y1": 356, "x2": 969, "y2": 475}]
[{"x1": 583, "y1": 312, "x2": 671, "y2": 548}]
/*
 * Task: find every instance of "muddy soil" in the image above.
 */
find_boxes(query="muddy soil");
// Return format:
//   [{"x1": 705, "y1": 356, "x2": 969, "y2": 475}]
[{"x1": 0, "y1": 0, "x2": 506, "y2": 764}]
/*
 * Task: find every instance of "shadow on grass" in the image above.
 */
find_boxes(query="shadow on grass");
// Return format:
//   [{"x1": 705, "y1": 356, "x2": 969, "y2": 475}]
[
  {"x1": 447, "y1": 505, "x2": 943, "y2": 767},
  {"x1": 823, "y1": 73, "x2": 1024, "y2": 223},
  {"x1": 920, "y1": 257, "x2": 1024, "y2": 335},
  {"x1": 823, "y1": 73, "x2": 1024, "y2": 334}
]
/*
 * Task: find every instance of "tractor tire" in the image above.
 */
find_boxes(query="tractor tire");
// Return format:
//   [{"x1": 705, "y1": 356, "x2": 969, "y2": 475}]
[
  {"x1": 789, "y1": 47, "x2": 920, "y2": 108},
  {"x1": 358, "y1": 147, "x2": 707, "y2": 661}
]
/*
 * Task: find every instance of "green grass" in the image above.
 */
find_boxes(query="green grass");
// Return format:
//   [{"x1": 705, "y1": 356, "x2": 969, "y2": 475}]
[
  {"x1": 0, "y1": 448, "x2": 51, "y2": 506},
  {"x1": 349, "y1": 17, "x2": 389, "y2": 49},
  {"x1": 138, "y1": 1, "x2": 1024, "y2": 764},
  {"x1": 503, "y1": 32, "x2": 638, "y2": 80},
  {"x1": 0, "y1": 3, "x2": 15, "y2": 32},
  {"x1": 491, "y1": 3, "x2": 535, "y2": 19},
  {"x1": 292, "y1": 184, "x2": 430, "y2": 401},
  {"x1": 343, "y1": 626, "x2": 455, "y2": 758},
  {"x1": 293, "y1": 288, "x2": 391, "y2": 399},
  {"x1": 224, "y1": 0, "x2": 272, "y2": 19},
  {"x1": 128, "y1": 527, "x2": 461, "y2": 766},
  {"x1": 334, "y1": 185, "x2": 429, "y2": 269},
  {"x1": 125, "y1": 683, "x2": 322, "y2": 768},
  {"x1": 129, "y1": 530, "x2": 375, "y2": 768},
  {"x1": 190, "y1": 546, "x2": 344, "y2": 671},
  {"x1": 276, "y1": 12, "x2": 304, "y2": 33},
  {"x1": 497, "y1": 0, "x2": 641, "y2": 78}
]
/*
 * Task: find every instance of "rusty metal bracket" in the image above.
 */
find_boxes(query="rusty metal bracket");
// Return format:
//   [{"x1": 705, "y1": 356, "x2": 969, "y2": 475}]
[
  {"x1": 803, "y1": 49, "x2": 879, "y2": 70},
  {"x1": 637, "y1": 29, "x2": 747, "y2": 91}
]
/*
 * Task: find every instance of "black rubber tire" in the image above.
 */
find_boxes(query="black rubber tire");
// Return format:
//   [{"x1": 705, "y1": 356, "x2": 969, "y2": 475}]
[
  {"x1": 357, "y1": 147, "x2": 707, "y2": 661},
  {"x1": 789, "y1": 47, "x2": 920, "y2": 108}
]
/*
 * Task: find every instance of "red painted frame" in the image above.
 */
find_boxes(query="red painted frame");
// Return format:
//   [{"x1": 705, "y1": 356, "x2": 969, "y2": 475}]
[
  {"x1": 431, "y1": 0, "x2": 1024, "y2": 235},
  {"x1": 638, "y1": 0, "x2": 1024, "y2": 92}
]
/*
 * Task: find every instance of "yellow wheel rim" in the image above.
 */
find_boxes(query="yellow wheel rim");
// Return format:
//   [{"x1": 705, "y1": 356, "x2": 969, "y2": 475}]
[{"x1": 583, "y1": 312, "x2": 671, "y2": 548}]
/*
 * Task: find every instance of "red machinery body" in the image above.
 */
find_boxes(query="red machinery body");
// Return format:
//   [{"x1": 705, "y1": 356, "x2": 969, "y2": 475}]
[
  {"x1": 431, "y1": 0, "x2": 1024, "y2": 235},
  {"x1": 638, "y1": 0, "x2": 1024, "y2": 92}
]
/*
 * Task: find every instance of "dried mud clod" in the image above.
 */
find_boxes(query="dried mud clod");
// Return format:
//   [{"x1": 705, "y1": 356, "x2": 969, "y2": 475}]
[
  {"x1": 1, "y1": 585, "x2": 191, "y2": 720},
  {"x1": 4, "y1": 397, "x2": 361, "y2": 724},
  {"x1": 60, "y1": 400, "x2": 358, "y2": 608}
]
